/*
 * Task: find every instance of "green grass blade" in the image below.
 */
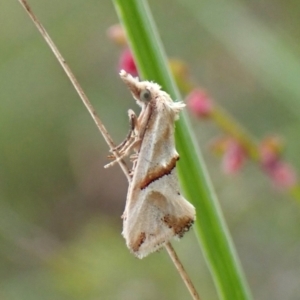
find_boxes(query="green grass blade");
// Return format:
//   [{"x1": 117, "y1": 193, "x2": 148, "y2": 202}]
[{"x1": 113, "y1": 1, "x2": 252, "y2": 299}]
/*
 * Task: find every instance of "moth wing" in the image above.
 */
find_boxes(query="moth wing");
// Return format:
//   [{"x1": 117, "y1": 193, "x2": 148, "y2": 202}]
[
  {"x1": 122, "y1": 91, "x2": 195, "y2": 258},
  {"x1": 122, "y1": 168, "x2": 195, "y2": 259},
  {"x1": 128, "y1": 97, "x2": 181, "y2": 187}
]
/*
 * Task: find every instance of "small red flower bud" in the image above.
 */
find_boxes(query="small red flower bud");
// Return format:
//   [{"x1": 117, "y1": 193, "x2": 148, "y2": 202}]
[
  {"x1": 186, "y1": 89, "x2": 213, "y2": 117},
  {"x1": 118, "y1": 48, "x2": 138, "y2": 76},
  {"x1": 263, "y1": 161, "x2": 297, "y2": 189},
  {"x1": 221, "y1": 139, "x2": 246, "y2": 175}
]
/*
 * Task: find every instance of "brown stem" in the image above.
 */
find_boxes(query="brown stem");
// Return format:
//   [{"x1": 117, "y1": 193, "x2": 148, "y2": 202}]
[
  {"x1": 165, "y1": 242, "x2": 201, "y2": 300},
  {"x1": 18, "y1": 1, "x2": 201, "y2": 299},
  {"x1": 18, "y1": 0, "x2": 131, "y2": 182}
]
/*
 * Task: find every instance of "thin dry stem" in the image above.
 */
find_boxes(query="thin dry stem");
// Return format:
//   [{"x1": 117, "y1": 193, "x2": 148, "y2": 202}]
[
  {"x1": 18, "y1": 1, "x2": 200, "y2": 299},
  {"x1": 165, "y1": 242, "x2": 201, "y2": 300},
  {"x1": 18, "y1": 0, "x2": 130, "y2": 182}
]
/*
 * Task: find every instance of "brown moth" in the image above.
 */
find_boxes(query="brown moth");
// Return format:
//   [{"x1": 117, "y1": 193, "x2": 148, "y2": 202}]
[{"x1": 106, "y1": 70, "x2": 196, "y2": 258}]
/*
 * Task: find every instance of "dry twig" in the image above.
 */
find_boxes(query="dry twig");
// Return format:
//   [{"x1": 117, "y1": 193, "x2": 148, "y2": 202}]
[{"x1": 17, "y1": 1, "x2": 201, "y2": 299}]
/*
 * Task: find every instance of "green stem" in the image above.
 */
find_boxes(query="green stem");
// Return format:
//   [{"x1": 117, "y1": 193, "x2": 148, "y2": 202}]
[{"x1": 113, "y1": 1, "x2": 252, "y2": 299}]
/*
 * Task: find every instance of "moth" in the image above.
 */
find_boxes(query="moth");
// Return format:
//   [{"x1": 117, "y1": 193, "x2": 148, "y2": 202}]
[{"x1": 106, "y1": 70, "x2": 196, "y2": 259}]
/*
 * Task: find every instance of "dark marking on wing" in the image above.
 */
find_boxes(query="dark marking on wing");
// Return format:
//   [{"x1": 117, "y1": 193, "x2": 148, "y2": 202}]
[
  {"x1": 139, "y1": 155, "x2": 179, "y2": 190},
  {"x1": 131, "y1": 232, "x2": 146, "y2": 252},
  {"x1": 162, "y1": 214, "x2": 194, "y2": 238}
]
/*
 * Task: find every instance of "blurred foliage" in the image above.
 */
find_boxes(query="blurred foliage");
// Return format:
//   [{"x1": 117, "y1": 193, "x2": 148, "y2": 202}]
[{"x1": 1, "y1": 0, "x2": 300, "y2": 299}]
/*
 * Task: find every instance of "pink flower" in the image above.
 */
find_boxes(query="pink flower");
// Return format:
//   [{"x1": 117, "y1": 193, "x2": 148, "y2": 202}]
[
  {"x1": 186, "y1": 89, "x2": 213, "y2": 117},
  {"x1": 221, "y1": 139, "x2": 246, "y2": 175},
  {"x1": 118, "y1": 48, "x2": 138, "y2": 76},
  {"x1": 263, "y1": 161, "x2": 297, "y2": 189},
  {"x1": 258, "y1": 136, "x2": 296, "y2": 188}
]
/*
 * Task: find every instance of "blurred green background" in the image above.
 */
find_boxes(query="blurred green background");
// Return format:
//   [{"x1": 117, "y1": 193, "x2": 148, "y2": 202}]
[{"x1": 1, "y1": 0, "x2": 300, "y2": 299}]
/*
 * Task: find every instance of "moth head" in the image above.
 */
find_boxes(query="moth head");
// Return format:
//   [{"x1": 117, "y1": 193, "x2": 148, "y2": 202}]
[
  {"x1": 119, "y1": 70, "x2": 161, "y2": 106},
  {"x1": 139, "y1": 88, "x2": 152, "y2": 103}
]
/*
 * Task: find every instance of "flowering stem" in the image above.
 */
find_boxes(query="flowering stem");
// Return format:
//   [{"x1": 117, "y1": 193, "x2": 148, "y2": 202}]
[
  {"x1": 211, "y1": 106, "x2": 259, "y2": 160},
  {"x1": 212, "y1": 105, "x2": 300, "y2": 202},
  {"x1": 180, "y1": 71, "x2": 300, "y2": 202}
]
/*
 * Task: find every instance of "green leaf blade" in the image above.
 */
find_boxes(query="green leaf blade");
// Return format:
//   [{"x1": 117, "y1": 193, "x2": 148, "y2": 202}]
[{"x1": 113, "y1": 1, "x2": 253, "y2": 299}]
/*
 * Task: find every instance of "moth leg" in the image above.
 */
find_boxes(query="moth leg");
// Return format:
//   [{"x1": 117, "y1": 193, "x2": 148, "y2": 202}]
[
  {"x1": 112, "y1": 109, "x2": 137, "y2": 152},
  {"x1": 128, "y1": 153, "x2": 139, "y2": 176},
  {"x1": 104, "y1": 110, "x2": 140, "y2": 169},
  {"x1": 111, "y1": 105, "x2": 148, "y2": 168},
  {"x1": 136, "y1": 103, "x2": 152, "y2": 142},
  {"x1": 104, "y1": 138, "x2": 141, "y2": 169},
  {"x1": 129, "y1": 153, "x2": 138, "y2": 161}
]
